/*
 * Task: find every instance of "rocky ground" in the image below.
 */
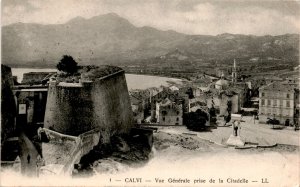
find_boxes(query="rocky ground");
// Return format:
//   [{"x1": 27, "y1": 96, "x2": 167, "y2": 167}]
[
  {"x1": 84, "y1": 119, "x2": 299, "y2": 186},
  {"x1": 154, "y1": 131, "x2": 221, "y2": 151},
  {"x1": 1, "y1": 118, "x2": 299, "y2": 186},
  {"x1": 75, "y1": 134, "x2": 152, "y2": 177}
]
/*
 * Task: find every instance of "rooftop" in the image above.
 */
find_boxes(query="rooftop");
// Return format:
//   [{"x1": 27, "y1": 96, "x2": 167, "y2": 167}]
[
  {"x1": 259, "y1": 81, "x2": 295, "y2": 92},
  {"x1": 215, "y1": 79, "x2": 229, "y2": 90}
]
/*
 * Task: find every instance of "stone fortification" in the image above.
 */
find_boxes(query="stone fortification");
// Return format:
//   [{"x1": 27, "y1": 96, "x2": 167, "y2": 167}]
[
  {"x1": 1, "y1": 65, "x2": 17, "y2": 143},
  {"x1": 44, "y1": 66, "x2": 134, "y2": 143},
  {"x1": 22, "y1": 72, "x2": 55, "y2": 84}
]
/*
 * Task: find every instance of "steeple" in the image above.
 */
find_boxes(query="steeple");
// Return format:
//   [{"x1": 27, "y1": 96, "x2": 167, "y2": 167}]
[
  {"x1": 233, "y1": 59, "x2": 236, "y2": 70},
  {"x1": 232, "y1": 59, "x2": 237, "y2": 83}
]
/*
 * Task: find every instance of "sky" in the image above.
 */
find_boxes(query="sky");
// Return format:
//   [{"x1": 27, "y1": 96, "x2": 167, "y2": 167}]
[{"x1": 2, "y1": 0, "x2": 300, "y2": 35}]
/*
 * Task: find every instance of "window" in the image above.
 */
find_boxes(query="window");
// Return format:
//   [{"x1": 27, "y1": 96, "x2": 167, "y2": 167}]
[
  {"x1": 176, "y1": 117, "x2": 179, "y2": 121},
  {"x1": 273, "y1": 100, "x2": 277, "y2": 106},
  {"x1": 279, "y1": 100, "x2": 283, "y2": 106},
  {"x1": 267, "y1": 100, "x2": 271, "y2": 106},
  {"x1": 286, "y1": 101, "x2": 290, "y2": 108},
  {"x1": 176, "y1": 111, "x2": 179, "y2": 115},
  {"x1": 287, "y1": 94, "x2": 290, "y2": 99},
  {"x1": 284, "y1": 111, "x2": 289, "y2": 116},
  {"x1": 261, "y1": 99, "x2": 265, "y2": 106},
  {"x1": 262, "y1": 92, "x2": 265, "y2": 97},
  {"x1": 277, "y1": 109, "x2": 281, "y2": 115},
  {"x1": 163, "y1": 117, "x2": 165, "y2": 121},
  {"x1": 162, "y1": 111, "x2": 167, "y2": 115}
]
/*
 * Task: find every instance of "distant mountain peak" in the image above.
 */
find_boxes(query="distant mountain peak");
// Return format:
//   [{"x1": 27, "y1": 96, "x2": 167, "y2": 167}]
[
  {"x1": 67, "y1": 16, "x2": 86, "y2": 24},
  {"x1": 218, "y1": 33, "x2": 234, "y2": 36},
  {"x1": 217, "y1": 33, "x2": 238, "y2": 39},
  {"x1": 86, "y1": 12, "x2": 134, "y2": 27},
  {"x1": 102, "y1": 12, "x2": 121, "y2": 18},
  {"x1": 66, "y1": 13, "x2": 130, "y2": 26},
  {"x1": 90, "y1": 12, "x2": 124, "y2": 21},
  {"x1": 1, "y1": 14, "x2": 299, "y2": 68}
]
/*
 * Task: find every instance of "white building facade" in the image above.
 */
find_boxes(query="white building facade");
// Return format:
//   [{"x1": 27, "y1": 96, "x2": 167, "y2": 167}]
[{"x1": 259, "y1": 82, "x2": 296, "y2": 125}]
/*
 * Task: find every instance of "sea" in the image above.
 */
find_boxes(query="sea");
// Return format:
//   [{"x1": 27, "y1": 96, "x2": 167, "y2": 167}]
[{"x1": 11, "y1": 68, "x2": 183, "y2": 90}]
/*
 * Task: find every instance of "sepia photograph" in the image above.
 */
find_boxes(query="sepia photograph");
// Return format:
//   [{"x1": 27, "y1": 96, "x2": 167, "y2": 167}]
[{"x1": 1, "y1": 0, "x2": 299, "y2": 186}]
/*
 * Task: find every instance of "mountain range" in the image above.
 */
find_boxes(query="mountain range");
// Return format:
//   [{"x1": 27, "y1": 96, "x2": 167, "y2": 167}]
[{"x1": 2, "y1": 13, "x2": 299, "y2": 67}]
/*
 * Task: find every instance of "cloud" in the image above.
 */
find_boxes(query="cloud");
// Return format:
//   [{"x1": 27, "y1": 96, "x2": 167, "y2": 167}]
[{"x1": 2, "y1": 0, "x2": 299, "y2": 35}]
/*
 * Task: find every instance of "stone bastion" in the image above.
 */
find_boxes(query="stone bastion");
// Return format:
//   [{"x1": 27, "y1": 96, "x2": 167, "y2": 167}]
[{"x1": 44, "y1": 66, "x2": 135, "y2": 144}]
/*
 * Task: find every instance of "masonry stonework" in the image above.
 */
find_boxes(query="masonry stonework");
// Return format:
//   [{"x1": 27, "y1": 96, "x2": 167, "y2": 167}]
[
  {"x1": 44, "y1": 69, "x2": 134, "y2": 143},
  {"x1": 1, "y1": 65, "x2": 17, "y2": 143}
]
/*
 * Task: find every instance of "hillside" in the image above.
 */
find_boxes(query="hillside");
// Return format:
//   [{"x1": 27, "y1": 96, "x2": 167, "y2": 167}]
[{"x1": 2, "y1": 13, "x2": 299, "y2": 68}]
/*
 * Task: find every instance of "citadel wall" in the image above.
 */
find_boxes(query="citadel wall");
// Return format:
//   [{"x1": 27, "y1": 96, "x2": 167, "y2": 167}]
[
  {"x1": 44, "y1": 70, "x2": 134, "y2": 143},
  {"x1": 1, "y1": 65, "x2": 17, "y2": 143},
  {"x1": 90, "y1": 70, "x2": 134, "y2": 143},
  {"x1": 22, "y1": 72, "x2": 55, "y2": 84}
]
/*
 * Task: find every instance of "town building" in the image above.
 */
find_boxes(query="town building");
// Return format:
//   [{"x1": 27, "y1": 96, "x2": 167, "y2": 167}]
[
  {"x1": 13, "y1": 85, "x2": 48, "y2": 131},
  {"x1": 264, "y1": 76, "x2": 283, "y2": 84},
  {"x1": 178, "y1": 87, "x2": 192, "y2": 113},
  {"x1": 156, "y1": 98, "x2": 183, "y2": 125},
  {"x1": 189, "y1": 98, "x2": 210, "y2": 126},
  {"x1": 214, "y1": 74, "x2": 229, "y2": 90},
  {"x1": 192, "y1": 74, "x2": 212, "y2": 90},
  {"x1": 203, "y1": 60, "x2": 249, "y2": 116},
  {"x1": 130, "y1": 93, "x2": 145, "y2": 124},
  {"x1": 206, "y1": 86, "x2": 246, "y2": 116},
  {"x1": 188, "y1": 98, "x2": 207, "y2": 112},
  {"x1": 258, "y1": 81, "x2": 299, "y2": 125},
  {"x1": 219, "y1": 90, "x2": 241, "y2": 115}
]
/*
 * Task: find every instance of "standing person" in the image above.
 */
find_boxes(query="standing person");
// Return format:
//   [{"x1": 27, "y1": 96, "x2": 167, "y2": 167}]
[
  {"x1": 234, "y1": 125, "x2": 238, "y2": 136},
  {"x1": 237, "y1": 121, "x2": 241, "y2": 136},
  {"x1": 233, "y1": 121, "x2": 239, "y2": 136}
]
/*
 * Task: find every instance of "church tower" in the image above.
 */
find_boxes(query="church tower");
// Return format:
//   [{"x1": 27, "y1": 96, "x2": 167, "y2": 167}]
[{"x1": 232, "y1": 59, "x2": 237, "y2": 83}]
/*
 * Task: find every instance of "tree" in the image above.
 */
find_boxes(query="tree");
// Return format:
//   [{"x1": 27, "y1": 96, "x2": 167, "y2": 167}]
[
  {"x1": 56, "y1": 55, "x2": 78, "y2": 74},
  {"x1": 224, "y1": 100, "x2": 232, "y2": 125},
  {"x1": 185, "y1": 109, "x2": 209, "y2": 131}
]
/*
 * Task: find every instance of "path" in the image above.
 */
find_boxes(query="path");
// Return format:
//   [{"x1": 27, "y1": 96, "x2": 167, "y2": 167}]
[
  {"x1": 19, "y1": 133, "x2": 39, "y2": 177},
  {"x1": 156, "y1": 116, "x2": 299, "y2": 146}
]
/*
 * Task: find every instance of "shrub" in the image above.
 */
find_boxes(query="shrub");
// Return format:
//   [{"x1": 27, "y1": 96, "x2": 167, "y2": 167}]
[{"x1": 57, "y1": 55, "x2": 78, "y2": 74}]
